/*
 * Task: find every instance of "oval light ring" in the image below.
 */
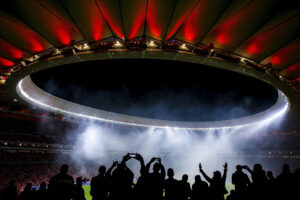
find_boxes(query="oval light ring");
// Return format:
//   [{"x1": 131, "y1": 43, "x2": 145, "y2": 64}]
[{"x1": 17, "y1": 75, "x2": 289, "y2": 130}]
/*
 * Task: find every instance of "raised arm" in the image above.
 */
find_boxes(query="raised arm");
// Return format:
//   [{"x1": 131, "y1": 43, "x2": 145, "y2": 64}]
[
  {"x1": 199, "y1": 163, "x2": 212, "y2": 183},
  {"x1": 135, "y1": 153, "x2": 146, "y2": 176},
  {"x1": 158, "y1": 158, "x2": 166, "y2": 179},
  {"x1": 222, "y1": 163, "x2": 228, "y2": 184},
  {"x1": 145, "y1": 157, "x2": 157, "y2": 173},
  {"x1": 105, "y1": 161, "x2": 118, "y2": 177},
  {"x1": 121, "y1": 153, "x2": 131, "y2": 165},
  {"x1": 125, "y1": 164, "x2": 134, "y2": 180},
  {"x1": 245, "y1": 165, "x2": 253, "y2": 175}
]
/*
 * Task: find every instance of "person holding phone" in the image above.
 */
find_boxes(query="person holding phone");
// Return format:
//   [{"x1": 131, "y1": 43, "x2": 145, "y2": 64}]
[
  {"x1": 109, "y1": 153, "x2": 134, "y2": 200},
  {"x1": 143, "y1": 157, "x2": 165, "y2": 200}
]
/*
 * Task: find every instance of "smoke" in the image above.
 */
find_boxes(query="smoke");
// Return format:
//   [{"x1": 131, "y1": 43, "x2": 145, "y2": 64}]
[{"x1": 64, "y1": 118, "x2": 287, "y2": 181}]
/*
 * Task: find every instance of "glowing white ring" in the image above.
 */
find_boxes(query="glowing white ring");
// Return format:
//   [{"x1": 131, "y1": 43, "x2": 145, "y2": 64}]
[{"x1": 17, "y1": 76, "x2": 289, "y2": 130}]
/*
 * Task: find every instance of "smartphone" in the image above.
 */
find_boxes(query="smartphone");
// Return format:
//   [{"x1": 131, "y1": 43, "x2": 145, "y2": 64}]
[{"x1": 129, "y1": 153, "x2": 136, "y2": 158}]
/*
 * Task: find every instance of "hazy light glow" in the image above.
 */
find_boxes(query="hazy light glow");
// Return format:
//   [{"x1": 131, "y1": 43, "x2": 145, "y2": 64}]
[
  {"x1": 113, "y1": 40, "x2": 123, "y2": 47},
  {"x1": 17, "y1": 76, "x2": 289, "y2": 131}
]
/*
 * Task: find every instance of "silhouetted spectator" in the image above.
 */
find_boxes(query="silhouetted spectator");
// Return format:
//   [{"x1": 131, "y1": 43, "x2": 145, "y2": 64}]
[
  {"x1": 132, "y1": 154, "x2": 146, "y2": 200},
  {"x1": 246, "y1": 163, "x2": 267, "y2": 185},
  {"x1": 90, "y1": 163, "x2": 116, "y2": 200},
  {"x1": 1, "y1": 180, "x2": 18, "y2": 200},
  {"x1": 48, "y1": 164, "x2": 75, "y2": 200},
  {"x1": 35, "y1": 181, "x2": 48, "y2": 200},
  {"x1": 109, "y1": 154, "x2": 134, "y2": 200},
  {"x1": 245, "y1": 163, "x2": 267, "y2": 200},
  {"x1": 164, "y1": 168, "x2": 178, "y2": 200},
  {"x1": 1, "y1": 152, "x2": 299, "y2": 200},
  {"x1": 200, "y1": 163, "x2": 228, "y2": 200},
  {"x1": 144, "y1": 157, "x2": 165, "y2": 200},
  {"x1": 266, "y1": 171, "x2": 277, "y2": 200},
  {"x1": 19, "y1": 183, "x2": 34, "y2": 200},
  {"x1": 232, "y1": 165, "x2": 250, "y2": 200},
  {"x1": 178, "y1": 174, "x2": 191, "y2": 200},
  {"x1": 277, "y1": 164, "x2": 293, "y2": 200},
  {"x1": 74, "y1": 177, "x2": 86, "y2": 200},
  {"x1": 191, "y1": 175, "x2": 209, "y2": 200}
]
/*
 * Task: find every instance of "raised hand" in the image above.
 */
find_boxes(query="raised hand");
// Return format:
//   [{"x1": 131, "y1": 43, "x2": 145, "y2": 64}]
[
  {"x1": 135, "y1": 153, "x2": 143, "y2": 161},
  {"x1": 157, "y1": 157, "x2": 161, "y2": 164},
  {"x1": 224, "y1": 163, "x2": 228, "y2": 170},
  {"x1": 150, "y1": 157, "x2": 157, "y2": 163},
  {"x1": 122, "y1": 153, "x2": 131, "y2": 162},
  {"x1": 199, "y1": 163, "x2": 202, "y2": 171}
]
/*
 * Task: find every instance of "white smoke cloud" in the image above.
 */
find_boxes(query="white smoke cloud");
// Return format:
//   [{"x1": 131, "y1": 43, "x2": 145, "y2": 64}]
[{"x1": 67, "y1": 119, "x2": 286, "y2": 181}]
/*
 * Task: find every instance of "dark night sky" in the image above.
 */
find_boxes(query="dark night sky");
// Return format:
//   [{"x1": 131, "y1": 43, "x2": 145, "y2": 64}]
[{"x1": 31, "y1": 59, "x2": 278, "y2": 122}]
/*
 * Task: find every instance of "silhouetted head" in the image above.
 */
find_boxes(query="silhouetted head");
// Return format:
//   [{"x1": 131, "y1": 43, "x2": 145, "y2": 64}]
[
  {"x1": 283, "y1": 164, "x2": 290, "y2": 173},
  {"x1": 236, "y1": 165, "x2": 242, "y2": 172},
  {"x1": 253, "y1": 163, "x2": 262, "y2": 172},
  {"x1": 195, "y1": 175, "x2": 201, "y2": 183},
  {"x1": 153, "y1": 162, "x2": 160, "y2": 173},
  {"x1": 182, "y1": 174, "x2": 188, "y2": 182},
  {"x1": 40, "y1": 182, "x2": 46, "y2": 190},
  {"x1": 167, "y1": 168, "x2": 174, "y2": 178},
  {"x1": 213, "y1": 171, "x2": 221, "y2": 180},
  {"x1": 76, "y1": 177, "x2": 82, "y2": 186},
  {"x1": 60, "y1": 164, "x2": 69, "y2": 174},
  {"x1": 267, "y1": 171, "x2": 274, "y2": 179},
  {"x1": 99, "y1": 165, "x2": 106, "y2": 175}
]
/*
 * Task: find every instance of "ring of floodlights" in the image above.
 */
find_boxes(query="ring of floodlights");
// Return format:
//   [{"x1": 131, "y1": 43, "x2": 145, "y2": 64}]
[{"x1": 7, "y1": 50, "x2": 292, "y2": 130}]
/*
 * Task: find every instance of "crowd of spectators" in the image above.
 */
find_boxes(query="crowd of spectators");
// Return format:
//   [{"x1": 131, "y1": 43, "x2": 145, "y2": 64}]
[
  {"x1": 0, "y1": 153, "x2": 299, "y2": 200},
  {"x1": 0, "y1": 164, "x2": 93, "y2": 196},
  {"x1": 0, "y1": 151, "x2": 84, "y2": 195},
  {"x1": 0, "y1": 165, "x2": 57, "y2": 195}
]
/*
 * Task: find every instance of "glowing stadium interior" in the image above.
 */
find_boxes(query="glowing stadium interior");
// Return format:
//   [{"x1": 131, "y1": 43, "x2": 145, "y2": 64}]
[{"x1": 0, "y1": 1, "x2": 300, "y2": 196}]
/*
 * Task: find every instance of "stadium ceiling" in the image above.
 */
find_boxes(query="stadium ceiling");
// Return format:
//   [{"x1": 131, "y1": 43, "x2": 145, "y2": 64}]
[{"x1": 0, "y1": 0, "x2": 299, "y2": 128}]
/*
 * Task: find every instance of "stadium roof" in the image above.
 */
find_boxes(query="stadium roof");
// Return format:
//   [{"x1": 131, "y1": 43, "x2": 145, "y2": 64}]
[{"x1": 0, "y1": 0, "x2": 299, "y2": 130}]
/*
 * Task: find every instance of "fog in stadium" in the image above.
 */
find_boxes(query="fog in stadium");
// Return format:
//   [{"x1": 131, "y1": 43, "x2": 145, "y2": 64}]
[{"x1": 66, "y1": 120, "x2": 285, "y2": 179}]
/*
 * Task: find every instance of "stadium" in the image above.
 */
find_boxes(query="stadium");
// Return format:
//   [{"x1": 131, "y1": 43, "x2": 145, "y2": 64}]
[{"x1": 0, "y1": 0, "x2": 299, "y2": 199}]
